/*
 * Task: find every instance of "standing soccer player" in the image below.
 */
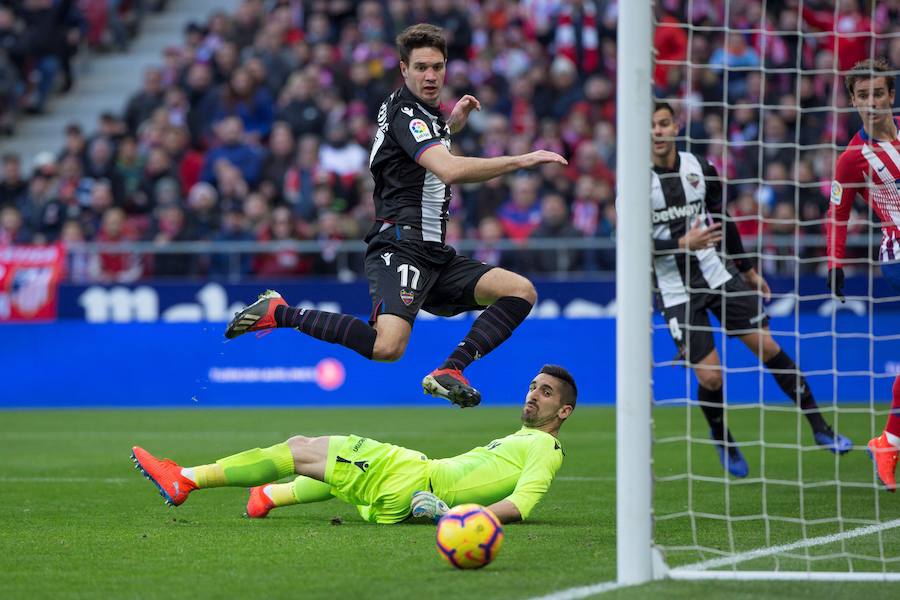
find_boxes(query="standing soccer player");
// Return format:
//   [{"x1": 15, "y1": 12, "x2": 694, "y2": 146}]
[
  {"x1": 224, "y1": 24, "x2": 566, "y2": 408},
  {"x1": 826, "y1": 58, "x2": 900, "y2": 492},
  {"x1": 649, "y1": 102, "x2": 852, "y2": 478}
]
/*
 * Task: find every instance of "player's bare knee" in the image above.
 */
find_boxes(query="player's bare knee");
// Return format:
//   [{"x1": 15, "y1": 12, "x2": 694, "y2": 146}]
[
  {"x1": 286, "y1": 435, "x2": 312, "y2": 456},
  {"x1": 372, "y1": 337, "x2": 406, "y2": 362},
  {"x1": 504, "y1": 276, "x2": 536, "y2": 305},
  {"x1": 697, "y1": 372, "x2": 723, "y2": 391}
]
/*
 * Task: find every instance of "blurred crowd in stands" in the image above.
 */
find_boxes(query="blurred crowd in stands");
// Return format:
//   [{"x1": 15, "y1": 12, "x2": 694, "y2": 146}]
[
  {"x1": 0, "y1": 0, "x2": 897, "y2": 281},
  {"x1": 0, "y1": 1, "x2": 162, "y2": 129}
]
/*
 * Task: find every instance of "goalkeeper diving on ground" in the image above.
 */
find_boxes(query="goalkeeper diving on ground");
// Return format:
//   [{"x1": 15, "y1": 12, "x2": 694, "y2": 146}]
[{"x1": 130, "y1": 365, "x2": 575, "y2": 524}]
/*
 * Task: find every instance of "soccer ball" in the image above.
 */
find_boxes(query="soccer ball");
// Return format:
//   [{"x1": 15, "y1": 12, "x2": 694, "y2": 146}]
[{"x1": 435, "y1": 504, "x2": 504, "y2": 569}]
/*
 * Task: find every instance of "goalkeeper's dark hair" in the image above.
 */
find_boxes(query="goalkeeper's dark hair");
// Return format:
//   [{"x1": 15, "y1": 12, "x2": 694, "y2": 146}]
[
  {"x1": 653, "y1": 100, "x2": 676, "y2": 117},
  {"x1": 845, "y1": 58, "x2": 896, "y2": 96},
  {"x1": 540, "y1": 364, "x2": 577, "y2": 407},
  {"x1": 396, "y1": 24, "x2": 447, "y2": 64}
]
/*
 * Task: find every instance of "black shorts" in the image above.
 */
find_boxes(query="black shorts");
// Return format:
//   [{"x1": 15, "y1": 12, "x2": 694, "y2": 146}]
[
  {"x1": 364, "y1": 230, "x2": 495, "y2": 326},
  {"x1": 661, "y1": 275, "x2": 769, "y2": 365}
]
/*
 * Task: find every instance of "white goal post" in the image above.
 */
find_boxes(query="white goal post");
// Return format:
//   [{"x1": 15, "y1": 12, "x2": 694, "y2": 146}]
[{"x1": 616, "y1": 0, "x2": 900, "y2": 585}]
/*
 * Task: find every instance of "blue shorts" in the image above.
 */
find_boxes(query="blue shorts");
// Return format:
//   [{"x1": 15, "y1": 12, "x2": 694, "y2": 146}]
[{"x1": 883, "y1": 261, "x2": 900, "y2": 294}]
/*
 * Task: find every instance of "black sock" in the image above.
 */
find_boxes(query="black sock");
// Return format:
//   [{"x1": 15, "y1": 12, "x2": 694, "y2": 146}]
[
  {"x1": 764, "y1": 349, "x2": 827, "y2": 433},
  {"x1": 440, "y1": 296, "x2": 533, "y2": 371},
  {"x1": 274, "y1": 305, "x2": 376, "y2": 359},
  {"x1": 698, "y1": 385, "x2": 727, "y2": 441}
]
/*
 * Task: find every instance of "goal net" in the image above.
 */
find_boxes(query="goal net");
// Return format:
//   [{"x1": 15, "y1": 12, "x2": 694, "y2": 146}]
[{"x1": 620, "y1": 0, "x2": 900, "y2": 582}]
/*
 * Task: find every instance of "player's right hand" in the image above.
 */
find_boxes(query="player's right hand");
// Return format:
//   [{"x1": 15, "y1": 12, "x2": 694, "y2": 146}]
[
  {"x1": 411, "y1": 490, "x2": 449, "y2": 523},
  {"x1": 827, "y1": 267, "x2": 845, "y2": 303},
  {"x1": 679, "y1": 222, "x2": 722, "y2": 250},
  {"x1": 521, "y1": 150, "x2": 568, "y2": 168}
]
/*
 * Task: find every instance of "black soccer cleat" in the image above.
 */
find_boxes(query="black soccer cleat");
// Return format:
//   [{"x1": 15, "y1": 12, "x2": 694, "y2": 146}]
[{"x1": 422, "y1": 368, "x2": 482, "y2": 408}]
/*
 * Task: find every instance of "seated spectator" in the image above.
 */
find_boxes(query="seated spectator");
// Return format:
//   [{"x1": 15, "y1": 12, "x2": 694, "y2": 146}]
[
  {"x1": 150, "y1": 204, "x2": 195, "y2": 277},
  {"x1": 92, "y1": 206, "x2": 142, "y2": 282},
  {"x1": 125, "y1": 67, "x2": 165, "y2": 134},
  {"x1": 186, "y1": 182, "x2": 220, "y2": 240},
  {"x1": 210, "y1": 66, "x2": 274, "y2": 141},
  {"x1": 210, "y1": 208, "x2": 254, "y2": 279},
  {"x1": 528, "y1": 193, "x2": 582, "y2": 273},
  {"x1": 0, "y1": 204, "x2": 29, "y2": 244},
  {"x1": 498, "y1": 174, "x2": 542, "y2": 242},
  {"x1": 472, "y1": 216, "x2": 517, "y2": 271},
  {"x1": 254, "y1": 205, "x2": 311, "y2": 277},
  {"x1": 275, "y1": 72, "x2": 325, "y2": 138},
  {"x1": 260, "y1": 121, "x2": 295, "y2": 196},
  {"x1": 282, "y1": 134, "x2": 320, "y2": 220},
  {"x1": 60, "y1": 218, "x2": 90, "y2": 283},
  {"x1": 200, "y1": 116, "x2": 263, "y2": 187},
  {"x1": 0, "y1": 153, "x2": 27, "y2": 207},
  {"x1": 318, "y1": 121, "x2": 367, "y2": 180}
]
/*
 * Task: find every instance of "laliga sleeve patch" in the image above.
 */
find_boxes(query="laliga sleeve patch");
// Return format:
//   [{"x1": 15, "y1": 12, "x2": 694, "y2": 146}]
[
  {"x1": 409, "y1": 118, "x2": 432, "y2": 142},
  {"x1": 830, "y1": 181, "x2": 842, "y2": 205}
]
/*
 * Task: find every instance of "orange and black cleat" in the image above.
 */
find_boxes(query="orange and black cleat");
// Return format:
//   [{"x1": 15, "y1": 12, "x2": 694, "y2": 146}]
[
  {"x1": 245, "y1": 485, "x2": 275, "y2": 519},
  {"x1": 422, "y1": 368, "x2": 481, "y2": 408},
  {"x1": 225, "y1": 290, "x2": 287, "y2": 339},
  {"x1": 131, "y1": 446, "x2": 197, "y2": 506},
  {"x1": 868, "y1": 433, "x2": 898, "y2": 493}
]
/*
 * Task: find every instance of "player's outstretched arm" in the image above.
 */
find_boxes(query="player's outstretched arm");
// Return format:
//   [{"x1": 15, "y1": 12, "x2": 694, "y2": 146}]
[
  {"x1": 418, "y1": 143, "x2": 567, "y2": 185},
  {"x1": 485, "y1": 499, "x2": 522, "y2": 524},
  {"x1": 447, "y1": 94, "x2": 481, "y2": 134}
]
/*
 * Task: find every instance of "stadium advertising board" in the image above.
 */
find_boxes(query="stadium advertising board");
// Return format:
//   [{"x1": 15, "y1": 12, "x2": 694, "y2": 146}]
[
  {"x1": 0, "y1": 244, "x2": 65, "y2": 322},
  {"x1": 55, "y1": 276, "x2": 898, "y2": 323},
  {"x1": 1, "y1": 315, "x2": 897, "y2": 408}
]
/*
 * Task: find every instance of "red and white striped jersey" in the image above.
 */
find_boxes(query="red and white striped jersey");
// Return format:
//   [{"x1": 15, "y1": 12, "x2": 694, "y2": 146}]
[{"x1": 827, "y1": 119, "x2": 900, "y2": 268}]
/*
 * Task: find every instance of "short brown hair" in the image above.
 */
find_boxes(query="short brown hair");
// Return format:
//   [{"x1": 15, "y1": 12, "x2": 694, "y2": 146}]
[
  {"x1": 396, "y1": 23, "x2": 447, "y2": 64},
  {"x1": 845, "y1": 58, "x2": 896, "y2": 96},
  {"x1": 654, "y1": 101, "x2": 675, "y2": 118}
]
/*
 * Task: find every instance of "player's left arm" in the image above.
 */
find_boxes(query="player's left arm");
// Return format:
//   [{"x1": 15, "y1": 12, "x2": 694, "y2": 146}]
[
  {"x1": 700, "y1": 157, "x2": 771, "y2": 300},
  {"x1": 501, "y1": 437, "x2": 563, "y2": 522},
  {"x1": 485, "y1": 499, "x2": 522, "y2": 524},
  {"x1": 446, "y1": 94, "x2": 481, "y2": 134},
  {"x1": 825, "y1": 153, "x2": 861, "y2": 301}
]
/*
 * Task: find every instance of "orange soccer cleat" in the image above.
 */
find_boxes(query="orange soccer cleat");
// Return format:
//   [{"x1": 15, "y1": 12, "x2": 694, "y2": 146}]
[
  {"x1": 225, "y1": 290, "x2": 288, "y2": 339},
  {"x1": 867, "y1": 433, "x2": 899, "y2": 493},
  {"x1": 131, "y1": 446, "x2": 197, "y2": 506},
  {"x1": 422, "y1": 368, "x2": 481, "y2": 408},
  {"x1": 245, "y1": 485, "x2": 275, "y2": 519}
]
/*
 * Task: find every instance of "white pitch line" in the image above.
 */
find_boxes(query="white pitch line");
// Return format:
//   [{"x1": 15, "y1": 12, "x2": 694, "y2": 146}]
[
  {"x1": 524, "y1": 580, "x2": 629, "y2": 600},
  {"x1": 557, "y1": 476, "x2": 613, "y2": 482},
  {"x1": 668, "y1": 570, "x2": 900, "y2": 582},
  {"x1": 679, "y1": 517, "x2": 900, "y2": 572}
]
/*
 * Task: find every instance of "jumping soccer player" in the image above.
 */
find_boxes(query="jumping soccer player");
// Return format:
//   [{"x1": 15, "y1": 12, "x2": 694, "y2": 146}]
[
  {"x1": 224, "y1": 24, "x2": 566, "y2": 408},
  {"x1": 826, "y1": 57, "x2": 900, "y2": 492},
  {"x1": 647, "y1": 101, "x2": 852, "y2": 478},
  {"x1": 130, "y1": 365, "x2": 575, "y2": 524}
]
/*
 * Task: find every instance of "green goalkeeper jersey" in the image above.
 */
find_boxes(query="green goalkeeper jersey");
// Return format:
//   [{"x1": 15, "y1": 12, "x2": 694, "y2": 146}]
[{"x1": 428, "y1": 427, "x2": 564, "y2": 520}]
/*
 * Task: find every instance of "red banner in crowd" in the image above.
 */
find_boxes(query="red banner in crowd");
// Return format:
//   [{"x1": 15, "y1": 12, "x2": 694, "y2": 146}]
[{"x1": 0, "y1": 245, "x2": 66, "y2": 322}]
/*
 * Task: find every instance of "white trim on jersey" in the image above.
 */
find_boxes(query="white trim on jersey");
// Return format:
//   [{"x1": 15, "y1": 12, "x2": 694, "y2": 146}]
[
  {"x1": 421, "y1": 171, "x2": 445, "y2": 242},
  {"x1": 651, "y1": 152, "x2": 732, "y2": 308}
]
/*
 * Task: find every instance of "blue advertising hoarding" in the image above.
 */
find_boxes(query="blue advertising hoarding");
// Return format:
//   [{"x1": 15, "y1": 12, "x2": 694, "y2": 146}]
[{"x1": 2, "y1": 315, "x2": 897, "y2": 408}]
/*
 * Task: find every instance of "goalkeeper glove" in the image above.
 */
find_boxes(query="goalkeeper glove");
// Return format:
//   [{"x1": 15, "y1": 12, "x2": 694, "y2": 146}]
[
  {"x1": 827, "y1": 267, "x2": 845, "y2": 303},
  {"x1": 411, "y1": 490, "x2": 449, "y2": 523}
]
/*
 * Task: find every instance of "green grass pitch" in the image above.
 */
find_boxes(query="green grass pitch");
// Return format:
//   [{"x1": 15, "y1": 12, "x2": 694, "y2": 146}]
[{"x1": 1, "y1": 406, "x2": 896, "y2": 599}]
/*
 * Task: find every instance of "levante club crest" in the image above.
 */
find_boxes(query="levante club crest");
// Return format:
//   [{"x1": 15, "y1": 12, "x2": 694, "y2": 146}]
[{"x1": 400, "y1": 289, "x2": 415, "y2": 306}]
